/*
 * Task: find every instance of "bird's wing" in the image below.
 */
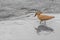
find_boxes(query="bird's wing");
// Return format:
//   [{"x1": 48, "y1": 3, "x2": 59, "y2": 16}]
[{"x1": 39, "y1": 15, "x2": 53, "y2": 20}]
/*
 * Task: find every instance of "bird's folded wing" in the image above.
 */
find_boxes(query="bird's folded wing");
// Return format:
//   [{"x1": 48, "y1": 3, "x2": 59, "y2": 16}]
[{"x1": 39, "y1": 15, "x2": 54, "y2": 20}]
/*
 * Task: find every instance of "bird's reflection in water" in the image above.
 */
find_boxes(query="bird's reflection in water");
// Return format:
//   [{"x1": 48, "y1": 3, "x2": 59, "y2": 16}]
[{"x1": 35, "y1": 24, "x2": 54, "y2": 35}]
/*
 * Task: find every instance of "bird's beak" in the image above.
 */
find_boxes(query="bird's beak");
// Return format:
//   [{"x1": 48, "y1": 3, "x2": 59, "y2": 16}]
[{"x1": 34, "y1": 13, "x2": 36, "y2": 17}]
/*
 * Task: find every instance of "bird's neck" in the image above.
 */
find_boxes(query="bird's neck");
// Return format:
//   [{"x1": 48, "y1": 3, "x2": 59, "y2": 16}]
[
  {"x1": 38, "y1": 14, "x2": 41, "y2": 16},
  {"x1": 36, "y1": 14, "x2": 41, "y2": 17}
]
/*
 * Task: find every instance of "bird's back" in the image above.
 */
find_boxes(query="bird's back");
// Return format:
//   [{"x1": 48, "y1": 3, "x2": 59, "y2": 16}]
[{"x1": 37, "y1": 14, "x2": 55, "y2": 21}]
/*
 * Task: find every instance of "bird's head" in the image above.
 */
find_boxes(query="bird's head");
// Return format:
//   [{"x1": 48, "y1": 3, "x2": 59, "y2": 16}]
[{"x1": 34, "y1": 11, "x2": 42, "y2": 17}]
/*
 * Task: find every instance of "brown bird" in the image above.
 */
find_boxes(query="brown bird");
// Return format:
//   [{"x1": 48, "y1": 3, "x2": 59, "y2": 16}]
[{"x1": 34, "y1": 11, "x2": 55, "y2": 24}]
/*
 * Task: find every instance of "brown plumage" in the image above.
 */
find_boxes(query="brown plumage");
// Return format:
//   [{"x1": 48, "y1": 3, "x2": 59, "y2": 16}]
[{"x1": 35, "y1": 11, "x2": 55, "y2": 24}]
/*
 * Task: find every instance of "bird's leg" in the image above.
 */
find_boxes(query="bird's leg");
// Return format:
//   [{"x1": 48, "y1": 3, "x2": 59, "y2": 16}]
[
  {"x1": 40, "y1": 21, "x2": 41, "y2": 24},
  {"x1": 44, "y1": 21, "x2": 46, "y2": 25},
  {"x1": 40, "y1": 21, "x2": 42, "y2": 24}
]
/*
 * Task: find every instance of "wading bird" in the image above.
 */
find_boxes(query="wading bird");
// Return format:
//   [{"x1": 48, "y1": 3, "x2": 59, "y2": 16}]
[{"x1": 34, "y1": 11, "x2": 55, "y2": 24}]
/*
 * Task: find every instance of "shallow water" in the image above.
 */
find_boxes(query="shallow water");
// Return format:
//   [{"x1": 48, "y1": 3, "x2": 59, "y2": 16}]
[{"x1": 0, "y1": 0, "x2": 60, "y2": 40}]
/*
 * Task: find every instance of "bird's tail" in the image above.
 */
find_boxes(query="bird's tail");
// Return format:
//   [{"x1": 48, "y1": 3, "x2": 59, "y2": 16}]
[{"x1": 51, "y1": 16, "x2": 55, "y2": 18}]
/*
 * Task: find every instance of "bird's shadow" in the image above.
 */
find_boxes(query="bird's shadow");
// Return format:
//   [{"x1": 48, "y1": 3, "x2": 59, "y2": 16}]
[{"x1": 35, "y1": 24, "x2": 54, "y2": 35}]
